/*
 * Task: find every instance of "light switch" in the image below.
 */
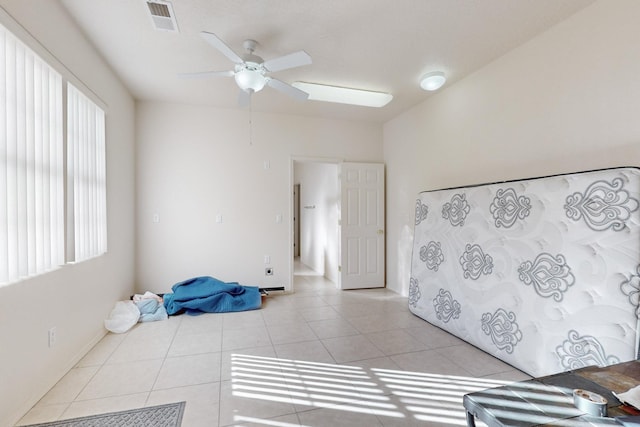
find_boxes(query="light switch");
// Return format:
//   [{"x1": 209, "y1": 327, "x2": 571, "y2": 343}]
[
  {"x1": 215, "y1": 214, "x2": 222, "y2": 223},
  {"x1": 153, "y1": 213, "x2": 159, "y2": 223},
  {"x1": 275, "y1": 213, "x2": 282, "y2": 223}
]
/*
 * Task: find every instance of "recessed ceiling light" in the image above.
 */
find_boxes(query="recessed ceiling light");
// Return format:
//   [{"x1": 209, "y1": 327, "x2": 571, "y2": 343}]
[
  {"x1": 292, "y1": 82, "x2": 393, "y2": 108},
  {"x1": 420, "y1": 71, "x2": 446, "y2": 91}
]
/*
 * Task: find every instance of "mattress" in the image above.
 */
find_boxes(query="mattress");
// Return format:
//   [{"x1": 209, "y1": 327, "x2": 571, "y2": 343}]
[{"x1": 409, "y1": 167, "x2": 640, "y2": 377}]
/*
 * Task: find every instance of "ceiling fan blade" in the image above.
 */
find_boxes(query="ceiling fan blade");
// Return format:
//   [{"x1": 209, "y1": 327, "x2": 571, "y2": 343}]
[
  {"x1": 200, "y1": 31, "x2": 244, "y2": 64},
  {"x1": 267, "y1": 78, "x2": 309, "y2": 101},
  {"x1": 238, "y1": 89, "x2": 251, "y2": 108},
  {"x1": 178, "y1": 70, "x2": 234, "y2": 79},
  {"x1": 263, "y1": 51, "x2": 312, "y2": 73}
]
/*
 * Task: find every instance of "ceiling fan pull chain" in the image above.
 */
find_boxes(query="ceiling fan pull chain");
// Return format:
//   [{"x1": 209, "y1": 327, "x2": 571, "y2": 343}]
[{"x1": 249, "y1": 96, "x2": 253, "y2": 146}]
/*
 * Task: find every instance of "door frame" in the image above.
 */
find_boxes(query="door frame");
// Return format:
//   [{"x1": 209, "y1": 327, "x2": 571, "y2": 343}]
[
  {"x1": 293, "y1": 183, "x2": 300, "y2": 258},
  {"x1": 288, "y1": 156, "x2": 342, "y2": 292}
]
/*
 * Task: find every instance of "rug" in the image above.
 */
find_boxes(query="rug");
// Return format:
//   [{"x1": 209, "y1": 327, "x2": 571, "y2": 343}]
[{"x1": 22, "y1": 401, "x2": 185, "y2": 427}]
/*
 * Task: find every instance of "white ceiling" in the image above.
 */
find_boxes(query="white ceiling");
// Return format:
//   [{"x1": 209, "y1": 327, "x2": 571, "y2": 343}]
[{"x1": 59, "y1": 0, "x2": 594, "y2": 123}]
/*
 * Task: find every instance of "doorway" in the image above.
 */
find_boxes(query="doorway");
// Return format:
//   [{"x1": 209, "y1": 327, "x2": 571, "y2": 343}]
[
  {"x1": 292, "y1": 160, "x2": 340, "y2": 283},
  {"x1": 289, "y1": 159, "x2": 386, "y2": 292}
]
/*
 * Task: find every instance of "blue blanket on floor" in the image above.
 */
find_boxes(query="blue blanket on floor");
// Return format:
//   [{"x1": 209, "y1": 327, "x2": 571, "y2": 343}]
[{"x1": 163, "y1": 276, "x2": 262, "y2": 315}]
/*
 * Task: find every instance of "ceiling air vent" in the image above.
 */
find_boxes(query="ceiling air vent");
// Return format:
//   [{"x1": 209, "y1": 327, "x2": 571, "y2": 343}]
[{"x1": 146, "y1": 0, "x2": 179, "y2": 32}]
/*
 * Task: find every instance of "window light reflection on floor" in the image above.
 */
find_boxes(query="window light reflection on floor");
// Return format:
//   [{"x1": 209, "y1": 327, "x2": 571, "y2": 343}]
[
  {"x1": 232, "y1": 415, "x2": 311, "y2": 427},
  {"x1": 231, "y1": 353, "x2": 513, "y2": 426}
]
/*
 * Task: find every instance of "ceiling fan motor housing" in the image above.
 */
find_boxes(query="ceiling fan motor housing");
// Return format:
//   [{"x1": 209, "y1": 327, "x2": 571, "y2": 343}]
[{"x1": 235, "y1": 39, "x2": 268, "y2": 93}]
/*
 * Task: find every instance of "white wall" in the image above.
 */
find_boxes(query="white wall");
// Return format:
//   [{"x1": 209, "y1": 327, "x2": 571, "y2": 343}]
[
  {"x1": 384, "y1": 0, "x2": 640, "y2": 296},
  {"x1": 295, "y1": 161, "x2": 340, "y2": 283},
  {"x1": 0, "y1": 2, "x2": 136, "y2": 426},
  {"x1": 136, "y1": 101, "x2": 382, "y2": 292}
]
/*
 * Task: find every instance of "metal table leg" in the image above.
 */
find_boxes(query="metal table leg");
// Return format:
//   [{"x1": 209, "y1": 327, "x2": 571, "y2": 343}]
[{"x1": 465, "y1": 411, "x2": 476, "y2": 427}]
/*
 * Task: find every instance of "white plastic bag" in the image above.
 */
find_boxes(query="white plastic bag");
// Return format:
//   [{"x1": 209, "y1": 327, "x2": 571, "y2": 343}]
[{"x1": 104, "y1": 301, "x2": 140, "y2": 333}]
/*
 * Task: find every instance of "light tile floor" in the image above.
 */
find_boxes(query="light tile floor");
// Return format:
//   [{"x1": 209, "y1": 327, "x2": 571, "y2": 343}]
[{"x1": 16, "y1": 263, "x2": 531, "y2": 426}]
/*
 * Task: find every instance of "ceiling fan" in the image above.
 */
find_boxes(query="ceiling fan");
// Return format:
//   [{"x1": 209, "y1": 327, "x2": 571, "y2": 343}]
[{"x1": 181, "y1": 31, "x2": 312, "y2": 106}]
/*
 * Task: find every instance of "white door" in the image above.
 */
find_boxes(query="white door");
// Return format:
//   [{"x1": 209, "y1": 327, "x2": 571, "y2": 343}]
[{"x1": 340, "y1": 162, "x2": 385, "y2": 289}]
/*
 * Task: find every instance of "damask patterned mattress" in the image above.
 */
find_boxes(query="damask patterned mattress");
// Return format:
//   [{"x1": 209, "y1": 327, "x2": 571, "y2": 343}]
[{"x1": 409, "y1": 167, "x2": 640, "y2": 377}]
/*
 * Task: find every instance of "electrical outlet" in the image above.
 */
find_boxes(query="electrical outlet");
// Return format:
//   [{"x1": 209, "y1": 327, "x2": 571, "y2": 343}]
[
  {"x1": 265, "y1": 268, "x2": 273, "y2": 276},
  {"x1": 48, "y1": 327, "x2": 57, "y2": 348}
]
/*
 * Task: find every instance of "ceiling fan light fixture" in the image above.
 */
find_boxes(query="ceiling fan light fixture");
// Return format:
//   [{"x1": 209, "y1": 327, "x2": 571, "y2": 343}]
[
  {"x1": 420, "y1": 71, "x2": 446, "y2": 91},
  {"x1": 235, "y1": 68, "x2": 266, "y2": 93},
  {"x1": 292, "y1": 82, "x2": 392, "y2": 108}
]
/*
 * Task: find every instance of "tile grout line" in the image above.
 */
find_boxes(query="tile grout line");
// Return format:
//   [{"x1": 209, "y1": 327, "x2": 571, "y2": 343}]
[
  {"x1": 144, "y1": 316, "x2": 183, "y2": 408},
  {"x1": 57, "y1": 330, "x2": 133, "y2": 421}
]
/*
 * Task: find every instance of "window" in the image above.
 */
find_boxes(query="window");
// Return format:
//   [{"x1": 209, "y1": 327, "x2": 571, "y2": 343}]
[
  {"x1": 0, "y1": 23, "x2": 65, "y2": 284},
  {"x1": 0, "y1": 22, "x2": 107, "y2": 284},
  {"x1": 67, "y1": 84, "x2": 107, "y2": 262}
]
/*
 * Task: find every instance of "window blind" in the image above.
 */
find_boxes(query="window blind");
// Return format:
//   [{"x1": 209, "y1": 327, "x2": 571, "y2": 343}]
[
  {"x1": 67, "y1": 84, "x2": 107, "y2": 262},
  {"x1": 0, "y1": 23, "x2": 65, "y2": 284}
]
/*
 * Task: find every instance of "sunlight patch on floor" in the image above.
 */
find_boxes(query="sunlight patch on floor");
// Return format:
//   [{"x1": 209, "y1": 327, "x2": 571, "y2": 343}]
[{"x1": 231, "y1": 353, "x2": 512, "y2": 425}]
